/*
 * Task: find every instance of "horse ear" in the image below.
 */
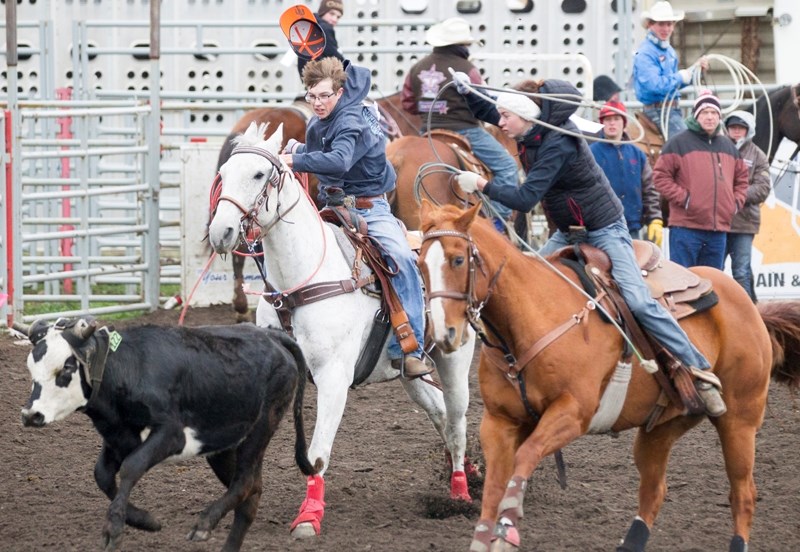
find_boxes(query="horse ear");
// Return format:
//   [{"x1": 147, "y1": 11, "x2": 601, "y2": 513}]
[
  {"x1": 266, "y1": 123, "x2": 284, "y2": 152},
  {"x1": 455, "y1": 202, "x2": 482, "y2": 231},
  {"x1": 419, "y1": 199, "x2": 433, "y2": 224},
  {"x1": 245, "y1": 121, "x2": 260, "y2": 138}
]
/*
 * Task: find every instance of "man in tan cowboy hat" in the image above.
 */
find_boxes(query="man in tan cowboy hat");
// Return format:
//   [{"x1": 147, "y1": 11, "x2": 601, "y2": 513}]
[
  {"x1": 633, "y1": 1, "x2": 709, "y2": 139},
  {"x1": 400, "y1": 17, "x2": 519, "y2": 230}
]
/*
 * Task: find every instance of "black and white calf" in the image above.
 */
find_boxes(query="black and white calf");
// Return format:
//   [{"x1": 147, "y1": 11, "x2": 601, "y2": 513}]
[{"x1": 17, "y1": 317, "x2": 317, "y2": 552}]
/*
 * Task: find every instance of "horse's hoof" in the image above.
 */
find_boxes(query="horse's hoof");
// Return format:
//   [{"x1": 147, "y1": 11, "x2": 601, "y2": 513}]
[
  {"x1": 489, "y1": 538, "x2": 519, "y2": 552},
  {"x1": 290, "y1": 522, "x2": 318, "y2": 539},
  {"x1": 469, "y1": 519, "x2": 494, "y2": 552},
  {"x1": 450, "y1": 470, "x2": 472, "y2": 502},
  {"x1": 729, "y1": 535, "x2": 748, "y2": 552},
  {"x1": 186, "y1": 527, "x2": 210, "y2": 542}
]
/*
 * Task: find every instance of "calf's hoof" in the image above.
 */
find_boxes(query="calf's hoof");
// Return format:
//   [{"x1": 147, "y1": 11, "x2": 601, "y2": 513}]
[
  {"x1": 101, "y1": 528, "x2": 123, "y2": 552},
  {"x1": 186, "y1": 526, "x2": 210, "y2": 542},
  {"x1": 235, "y1": 311, "x2": 254, "y2": 323}
]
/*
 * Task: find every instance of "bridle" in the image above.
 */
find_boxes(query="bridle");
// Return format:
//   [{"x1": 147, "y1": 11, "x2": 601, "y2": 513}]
[
  {"x1": 421, "y1": 228, "x2": 504, "y2": 339},
  {"x1": 209, "y1": 145, "x2": 300, "y2": 245}
]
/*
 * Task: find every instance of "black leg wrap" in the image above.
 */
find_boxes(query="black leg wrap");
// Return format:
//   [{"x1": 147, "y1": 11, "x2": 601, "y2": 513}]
[
  {"x1": 729, "y1": 535, "x2": 748, "y2": 552},
  {"x1": 616, "y1": 518, "x2": 650, "y2": 552}
]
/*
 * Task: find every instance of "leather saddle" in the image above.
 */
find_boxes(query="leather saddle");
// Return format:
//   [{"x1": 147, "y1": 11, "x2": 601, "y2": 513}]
[
  {"x1": 557, "y1": 240, "x2": 718, "y2": 419},
  {"x1": 318, "y1": 206, "x2": 422, "y2": 384},
  {"x1": 627, "y1": 112, "x2": 665, "y2": 167},
  {"x1": 582, "y1": 240, "x2": 715, "y2": 319},
  {"x1": 425, "y1": 129, "x2": 492, "y2": 180}
]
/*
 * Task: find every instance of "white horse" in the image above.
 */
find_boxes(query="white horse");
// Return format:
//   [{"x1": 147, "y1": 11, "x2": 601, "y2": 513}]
[{"x1": 207, "y1": 122, "x2": 476, "y2": 538}]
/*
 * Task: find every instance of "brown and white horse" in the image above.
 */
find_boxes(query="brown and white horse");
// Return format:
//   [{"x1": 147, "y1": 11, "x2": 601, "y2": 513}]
[{"x1": 417, "y1": 200, "x2": 800, "y2": 552}]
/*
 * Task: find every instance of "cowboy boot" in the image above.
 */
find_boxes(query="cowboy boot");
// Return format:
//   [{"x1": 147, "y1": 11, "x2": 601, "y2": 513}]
[
  {"x1": 391, "y1": 355, "x2": 433, "y2": 379},
  {"x1": 694, "y1": 380, "x2": 727, "y2": 417}
]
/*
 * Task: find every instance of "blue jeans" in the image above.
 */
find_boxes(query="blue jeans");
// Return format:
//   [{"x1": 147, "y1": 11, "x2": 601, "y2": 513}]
[
  {"x1": 643, "y1": 106, "x2": 686, "y2": 140},
  {"x1": 669, "y1": 226, "x2": 727, "y2": 270},
  {"x1": 725, "y1": 232, "x2": 756, "y2": 301},
  {"x1": 539, "y1": 218, "x2": 710, "y2": 369},
  {"x1": 455, "y1": 126, "x2": 519, "y2": 220},
  {"x1": 357, "y1": 198, "x2": 424, "y2": 359}
]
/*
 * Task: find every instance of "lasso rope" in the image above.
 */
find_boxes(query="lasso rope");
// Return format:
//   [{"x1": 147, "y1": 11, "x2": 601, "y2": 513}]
[{"x1": 659, "y1": 54, "x2": 773, "y2": 157}]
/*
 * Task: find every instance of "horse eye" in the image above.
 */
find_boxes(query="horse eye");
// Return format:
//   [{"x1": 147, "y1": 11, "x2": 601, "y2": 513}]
[
  {"x1": 452, "y1": 256, "x2": 465, "y2": 268},
  {"x1": 255, "y1": 171, "x2": 265, "y2": 180}
]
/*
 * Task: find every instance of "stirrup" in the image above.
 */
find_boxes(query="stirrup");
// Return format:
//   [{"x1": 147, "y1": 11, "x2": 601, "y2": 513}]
[{"x1": 391, "y1": 355, "x2": 433, "y2": 379}]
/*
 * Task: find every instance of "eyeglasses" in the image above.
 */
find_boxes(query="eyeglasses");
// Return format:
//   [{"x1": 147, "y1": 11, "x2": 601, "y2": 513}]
[{"x1": 305, "y1": 91, "x2": 337, "y2": 104}]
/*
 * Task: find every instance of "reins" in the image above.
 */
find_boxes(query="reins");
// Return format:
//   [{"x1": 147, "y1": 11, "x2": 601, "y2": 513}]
[{"x1": 422, "y1": 227, "x2": 569, "y2": 487}]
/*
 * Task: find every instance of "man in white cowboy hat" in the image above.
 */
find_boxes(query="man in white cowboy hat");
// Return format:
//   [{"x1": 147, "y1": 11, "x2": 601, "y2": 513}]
[
  {"x1": 633, "y1": 1, "x2": 709, "y2": 139},
  {"x1": 400, "y1": 17, "x2": 519, "y2": 229}
]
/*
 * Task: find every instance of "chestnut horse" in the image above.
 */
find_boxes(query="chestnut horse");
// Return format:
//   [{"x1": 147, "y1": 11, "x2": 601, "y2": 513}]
[
  {"x1": 417, "y1": 201, "x2": 800, "y2": 552},
  {"x1": 386, "y1": 125, "x2": 522, "y2": 231},
  {"x1": 215, "y1": 106, "x2": 311, "y2": 321}
]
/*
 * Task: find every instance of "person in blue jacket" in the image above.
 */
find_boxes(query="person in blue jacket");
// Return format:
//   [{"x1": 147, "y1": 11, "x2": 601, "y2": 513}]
[
  {"x1": 590, "y1": 101, "x2": 663, "y2": 244},
  {"x1": 450, "y1": 75, "x2": 726, "y2": 418},
  {"x1": 632, "y1": 1, "x2": 708, "y2": 139},
  {"x1": 280, "y1": 56, "x2": 430, "y2": 379}
]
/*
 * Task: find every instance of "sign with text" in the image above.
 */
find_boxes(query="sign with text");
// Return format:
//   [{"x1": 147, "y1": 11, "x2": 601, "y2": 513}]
[{"x1": 750, "y1": 139, "x2": 800, "y2": 299}]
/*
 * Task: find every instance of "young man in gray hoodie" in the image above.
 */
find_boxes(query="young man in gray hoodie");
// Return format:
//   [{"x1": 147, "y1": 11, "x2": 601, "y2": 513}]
[{"x1": 280, "y1": 57, "x2": 430, "y2": 378}]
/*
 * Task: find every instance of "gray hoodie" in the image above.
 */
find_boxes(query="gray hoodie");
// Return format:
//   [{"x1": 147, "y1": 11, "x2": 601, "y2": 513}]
[
  {"x1": 293, "y1": 60, "x2": 395, "y2": 202},
  {"x1": 724, "y1": 110, "x2": 772, "y2": 234}
]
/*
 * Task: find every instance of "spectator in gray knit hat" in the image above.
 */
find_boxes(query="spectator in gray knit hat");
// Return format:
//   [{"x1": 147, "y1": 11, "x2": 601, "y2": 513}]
[
  {"x1": 297, "y1": 0, "x2": 345, "y2": 78},
  {"x1": 654, "y1": 89, "x2": 749, "y2": 273},
  {"x1": 723, "y1": 110, "x2": 771, "y2": 302}
]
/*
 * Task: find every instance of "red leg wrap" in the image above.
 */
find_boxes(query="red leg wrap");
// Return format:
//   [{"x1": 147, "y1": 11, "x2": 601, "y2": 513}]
[
  {"x1": 290, "y1": 474, "x2": 326, "y2": 535},
  {"x1": 450, "y1": 470, "x2": 472, "y2": 502}
]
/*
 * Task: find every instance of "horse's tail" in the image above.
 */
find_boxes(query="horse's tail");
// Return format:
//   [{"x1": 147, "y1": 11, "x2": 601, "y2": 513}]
[
  {"x1": 272, "y1": 331, "x2": 319, "y2": 477},
  {"x1": 759, "y1": 301, "x2": 800, "y2": 388}
]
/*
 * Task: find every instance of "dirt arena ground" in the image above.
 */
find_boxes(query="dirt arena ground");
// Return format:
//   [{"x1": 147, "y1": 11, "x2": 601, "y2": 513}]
[{"x1": 1, "y1": 304, "x2": 799, "y2": 551}]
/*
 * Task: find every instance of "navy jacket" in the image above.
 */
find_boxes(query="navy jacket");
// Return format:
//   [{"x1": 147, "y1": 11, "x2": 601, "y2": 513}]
[
  {"x1": 466, "y1": 79, "x2": 623, "y2": 232},
  {"x1": 591, "y1": 132, "x2": 661, "y2": 232}
]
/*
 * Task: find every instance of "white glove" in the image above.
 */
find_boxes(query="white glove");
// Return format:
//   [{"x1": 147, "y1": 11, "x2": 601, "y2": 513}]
[
  {"x1": 678, "y1": 69, "x2": 693, "y2": 85},
  {"x1": 282, "y1": 138, "x2": 301, "y2": 154},
  {"x1": 455, "y1": 171, "x2": 481, "y2": 193},
  {"x1": 451, "y1": 71, "x2": 472, "y2": 95}
]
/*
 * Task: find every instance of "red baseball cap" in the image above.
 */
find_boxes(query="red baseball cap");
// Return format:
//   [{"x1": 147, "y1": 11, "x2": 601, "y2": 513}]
[{"x1": 598, "y1": 101, "x2": 627, "y2": 123}]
